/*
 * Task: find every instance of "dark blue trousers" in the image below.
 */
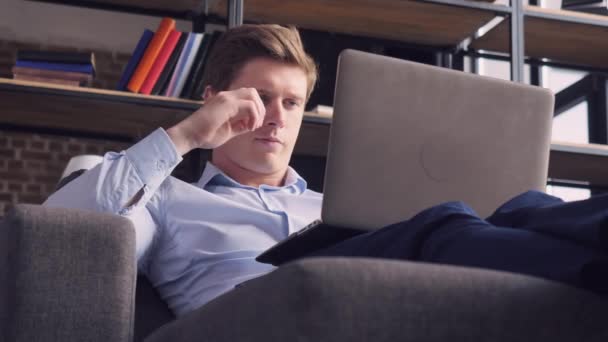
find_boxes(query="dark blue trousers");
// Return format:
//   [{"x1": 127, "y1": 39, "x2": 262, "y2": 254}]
[{"x1": 308, "y1": 191, "x2": 608, "y2": 293}]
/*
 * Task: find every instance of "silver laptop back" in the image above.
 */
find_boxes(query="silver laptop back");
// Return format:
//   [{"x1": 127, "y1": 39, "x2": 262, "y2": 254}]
[{"x1": 322, "y1": 49, "x2": 554, "y2": 230}]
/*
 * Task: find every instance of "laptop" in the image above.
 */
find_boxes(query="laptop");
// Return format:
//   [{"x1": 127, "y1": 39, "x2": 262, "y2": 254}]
[{"x1": 256, "y1": 49, "x2": 554, "y2": 266}]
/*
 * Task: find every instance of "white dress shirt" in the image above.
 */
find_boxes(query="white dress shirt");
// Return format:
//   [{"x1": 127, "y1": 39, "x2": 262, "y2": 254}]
[{"x1": 45, "y1": 128, "x2": 323, "y2": 315}]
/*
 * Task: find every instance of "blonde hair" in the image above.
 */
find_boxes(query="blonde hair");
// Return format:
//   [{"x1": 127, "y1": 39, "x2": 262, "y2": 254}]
[{"x1": 202, "y1": 24, "x2": 318, "y2": 101}]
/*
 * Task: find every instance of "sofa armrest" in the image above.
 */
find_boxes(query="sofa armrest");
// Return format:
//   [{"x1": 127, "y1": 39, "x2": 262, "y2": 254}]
[
  {"x1": 2, "y1": 204, "x2": 137, "y2": 342},
  {"x1": 148, "y1": 257, "x2": 608, "y2": 342}
]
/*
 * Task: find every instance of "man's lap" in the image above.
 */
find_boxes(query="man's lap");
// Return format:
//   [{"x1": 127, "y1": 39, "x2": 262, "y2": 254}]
[{"x1": 307, "y1": 190, "x2": 608, "y2": 293}]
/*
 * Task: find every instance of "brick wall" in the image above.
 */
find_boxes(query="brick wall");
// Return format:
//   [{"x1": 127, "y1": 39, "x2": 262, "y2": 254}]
[
  {"x1": 0, "y1": 127, "x2": 204, "y2": 216},
  {"x1": 0, "y1": 130, "x2": 131, "y2": 215}
]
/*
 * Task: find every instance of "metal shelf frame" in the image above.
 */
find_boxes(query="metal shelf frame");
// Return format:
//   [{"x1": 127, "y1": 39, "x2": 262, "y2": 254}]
[
  {"x1": 24, "y1": 0, "x2": 526, "y2": 82},
  {"x1": 510, "y1": 0, "x2": 525, "y2": 82},
  {"x1": 227, "y1": 0, "x2": 244, "y2": 28},
  {"x1": 225, "y1": 0, "x2": 526, "y2": 82}
]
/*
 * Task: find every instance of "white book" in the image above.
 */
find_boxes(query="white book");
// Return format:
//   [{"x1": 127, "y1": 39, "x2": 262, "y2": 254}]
[{"x1": 165, "y1": 33, "x2": 204, "y2": 98}]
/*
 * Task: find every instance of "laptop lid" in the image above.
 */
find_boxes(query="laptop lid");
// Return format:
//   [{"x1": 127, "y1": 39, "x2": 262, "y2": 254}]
[{"x1": 321, "y1": 49, "x2": 554, "y2": 231}]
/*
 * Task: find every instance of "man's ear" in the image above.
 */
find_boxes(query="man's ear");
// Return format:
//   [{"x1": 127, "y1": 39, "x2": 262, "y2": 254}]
[{"x1": 203, "y1": 86, "x2": 217, "y2": 101}]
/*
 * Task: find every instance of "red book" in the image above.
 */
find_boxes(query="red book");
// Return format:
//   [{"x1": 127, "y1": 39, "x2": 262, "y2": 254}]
[
  {"x1": 127, "y1": 17, "x2": 176, "y2": 93},
  {"x1": 139, "y1": 29, "x2": 182, "y2": 95}
]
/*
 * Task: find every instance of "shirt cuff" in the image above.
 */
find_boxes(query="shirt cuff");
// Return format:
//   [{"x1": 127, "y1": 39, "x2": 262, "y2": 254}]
[{"x1": 125, "y1": 128, "x2": 183, "y2": 187}]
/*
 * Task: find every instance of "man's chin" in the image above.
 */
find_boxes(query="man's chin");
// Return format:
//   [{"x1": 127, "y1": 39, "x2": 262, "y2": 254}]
[{"x1": 243, "y1": 153, "x2": 288, "y2": 174}]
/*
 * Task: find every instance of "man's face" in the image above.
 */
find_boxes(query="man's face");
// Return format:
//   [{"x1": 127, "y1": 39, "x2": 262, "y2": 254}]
[{"x1": 212, "y1": 57, "x2": 308, "y2": 177}]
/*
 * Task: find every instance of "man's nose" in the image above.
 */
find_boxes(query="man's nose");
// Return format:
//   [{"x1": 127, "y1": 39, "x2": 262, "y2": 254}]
[{"x1": 264, "y1": 100, "x2": 286, "y2": 128}]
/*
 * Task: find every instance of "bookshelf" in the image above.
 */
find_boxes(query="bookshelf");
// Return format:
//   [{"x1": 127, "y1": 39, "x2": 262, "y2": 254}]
[
  {"x1": 207, "y1": 0, "x2": 509, "y2": 47},
  {"x1": 2, "y1": 77, "x2": 607, "y2": 187},
  {"x1": 202, "y1": 0, "x2": 608, "y2": 70},
  {"x1": 471, "y1": 6, "x2": 608, "y2": 69},
  {"x1": 9, "y1": 0, "x2": 608, "y2": 187},
  {"x1": 24, "y1": 0, "x2": 608, "y2": 70}
]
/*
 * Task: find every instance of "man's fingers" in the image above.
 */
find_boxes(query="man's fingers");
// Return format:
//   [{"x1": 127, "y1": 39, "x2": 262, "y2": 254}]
[
  {"x1": 206, "y1": 88, "x2": 266, "y2": 139},
  {"x1": 235, "y1": 88, "x2": 265, "y2": 128},
  {"x1": 233, "y1": 99, "x2": 260, "y2": 132},
  {"x1": 250, "y1": 89, "x2": 266, "y2": 129}
]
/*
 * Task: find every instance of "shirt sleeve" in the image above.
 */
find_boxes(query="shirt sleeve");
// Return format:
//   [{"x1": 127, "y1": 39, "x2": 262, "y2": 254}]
[{"x1": 44, "y1": 128, "x2": 183, "y2": 262}]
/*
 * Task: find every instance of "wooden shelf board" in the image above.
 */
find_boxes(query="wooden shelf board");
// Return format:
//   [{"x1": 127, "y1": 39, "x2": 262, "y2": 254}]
[
  {"x1": 208, "y1": 0, "x2": 503, "y2": 47},
  {"x1": 26, "y1": 0, "x2": 204, "y2": 17},
  {"x1": 76, "y1": 0, "x2": 202, "y2": 13},
  {"x1": 549, "y1": 141, "x2": 608, "y2": 187},
  {"x1": 0, "y1": 78, "x2": 331, "y2": 155},
  {"x1": 0, "y1": 78, "x2": 200, "y2": 139},
  {"x1": 526, "y1": 6, "x2": 608, "y2": 26},
  {"x1": 6, "y1": 79, "x2": 608, "y2": 185},
  {"x1": 0, "y1": 78, "x2": 202, "y2": 110},
  {"x1": 471, "y1": 6, "x2": 608, "y2": 69}
]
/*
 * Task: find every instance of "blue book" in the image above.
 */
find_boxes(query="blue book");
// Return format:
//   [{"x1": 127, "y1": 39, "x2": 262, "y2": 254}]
[
  {"x1": 116, "y1": 29, "x2": 154, "y2": 91},
  {"x1": 15, "y1": 60, "x2": 95, "y2": 75}
]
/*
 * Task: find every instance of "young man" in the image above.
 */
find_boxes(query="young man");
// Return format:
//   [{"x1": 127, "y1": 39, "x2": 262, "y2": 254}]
[
  {"x1": 46, "y1": 24, "x2": 323, "y2": 315},
  {"x1": 46, "y1": 24, "x2": 608, "y2": 317}
]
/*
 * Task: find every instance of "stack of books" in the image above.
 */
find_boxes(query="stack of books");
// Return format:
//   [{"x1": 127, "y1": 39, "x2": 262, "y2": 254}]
[
  {"x1": 12, "y1": 50, "x2": 96, "y2": 87},
  {"x1": 562, "y1": 0, "x2": 608, "y2": 14},
  {"x1": 118, "y1": 17, "x2": 222, "y2": 100}
]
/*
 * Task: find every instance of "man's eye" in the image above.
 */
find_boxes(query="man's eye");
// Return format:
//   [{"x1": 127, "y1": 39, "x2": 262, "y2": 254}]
[
  {"x1": 260, "y1": 94, "x2": 270, "y2": 105},
  {"x1": 285, "y1": 100, "x2": 300, "y2": 108}
]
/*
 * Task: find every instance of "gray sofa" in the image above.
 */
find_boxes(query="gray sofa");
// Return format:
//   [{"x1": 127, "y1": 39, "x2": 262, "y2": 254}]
[{"x1": 2, "y1": 204, "x2": 608, "y2": 342}]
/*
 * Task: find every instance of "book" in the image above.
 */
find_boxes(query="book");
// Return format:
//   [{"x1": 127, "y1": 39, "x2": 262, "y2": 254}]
[
  {"x1": 190, "y1": 31, "x2": 222, "y2": 100},
  {"x1": 12, "y1": 66, "x2": 93, "y2": 85},
  {"x1": 180, "y1": 34, "x2": 211, "y2": 99},
  {"x1": 127, "y1": 17, "x2": 176, "y2": 93},
  {"x1": 164, "y1": 32, "x2": 203, "y2": 98},
  {"x1": 116, "y1": 29, "x2": 154, "y2": 91},
  {"x1": 175, "y1": 33, "x2": 204, "y2": 98},
  {"x1": 14, "y1": 73, "x2": 81, "y2": 87},
  {"x1": 162, "y1": 33, "x2": 194, "y2": 97},
  {"x1": 151, "y1": 33, "x2": 188, "y2": 96},
  {"x1": 17, "y1": 50, "x2": 96, "y2": 71},
  {"x1": 14, "y1": 60, "x2": 94, "y2": 74},
  {"x1": 140, "y1": 29, "x2": 182, "y2": 95}
]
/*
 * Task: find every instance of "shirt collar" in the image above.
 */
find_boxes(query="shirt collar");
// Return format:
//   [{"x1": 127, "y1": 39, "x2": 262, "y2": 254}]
[{"x1": 196, "y1": 162, "x2": 308, "y2": 194}]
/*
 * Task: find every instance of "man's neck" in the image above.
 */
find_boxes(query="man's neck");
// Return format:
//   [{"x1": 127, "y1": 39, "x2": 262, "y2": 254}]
[{"x1": 211, "y1": 158, "x2": 287, "y2": 188}]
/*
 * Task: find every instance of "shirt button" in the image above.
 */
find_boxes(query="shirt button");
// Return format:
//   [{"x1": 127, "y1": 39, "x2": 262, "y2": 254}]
[{"x1": 155, "y1": 159, "x2": 166, "y2": 172}]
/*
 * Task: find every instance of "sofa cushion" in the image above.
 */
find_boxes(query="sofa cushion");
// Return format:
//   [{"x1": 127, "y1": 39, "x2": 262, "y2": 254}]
[{"x1": 146, "y1": 257, "x2": 608, "y2": 342}]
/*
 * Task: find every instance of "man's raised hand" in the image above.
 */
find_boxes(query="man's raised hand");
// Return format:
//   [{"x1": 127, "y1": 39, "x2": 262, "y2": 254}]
[{"x1": 167, "y1": 88, "x2": 266, "y2": 155}]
